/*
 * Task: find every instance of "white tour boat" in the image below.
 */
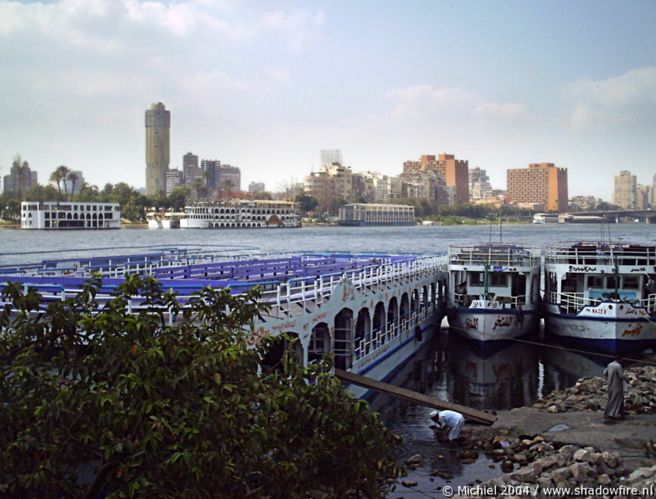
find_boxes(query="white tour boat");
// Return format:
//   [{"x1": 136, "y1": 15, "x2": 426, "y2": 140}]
[
  {"x1": 446, "y1": 243, "x2": 542, "y2": 342},
  {"x1": 544, "y1": 241, "x2": 656, "y2": 353},
  {"x1": 21, "y1": 201, "x2": 120, "y2": 230},
  {"x1": 180, "y1": 200, "x2": 300, "y2": 229},
  {"x1": 147, "y1": 211, "x2": 182, "y2": 229},
  {"x1": 0, "y1": 247, "x2": 448, "y2": 400}
]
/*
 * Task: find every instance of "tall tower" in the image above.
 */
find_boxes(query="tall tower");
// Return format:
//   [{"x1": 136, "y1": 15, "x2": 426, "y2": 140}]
[{"x1": 145, "y1": 102, "x2": 170, "y2": 197}]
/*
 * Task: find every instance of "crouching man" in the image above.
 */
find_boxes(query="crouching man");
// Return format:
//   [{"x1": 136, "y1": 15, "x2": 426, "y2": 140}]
[{"x1": 430, "y1": 410, "x2": 465, "y2": 443}]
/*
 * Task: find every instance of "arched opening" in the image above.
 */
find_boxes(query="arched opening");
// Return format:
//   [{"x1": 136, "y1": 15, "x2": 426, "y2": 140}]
[
  {"x1": 387, "y1": 297, "x2": 398, "y2": 336},
  {"x1": 411, "y1": 289, "x2": 419, "y2": 314},
  {"x1": 422, "y1": 286, "x2": 429, "y2": 312},
  {"x1": 373, "y1": 301, "x2": 385, "y2": 335},
  {"x1": 430, "y1": 283, "x2": 437, "y2": 310},
  {"x1": 354, "y1": 308, "x2": 371, "y2": 356},
  {"x1": 400, "y1": 292, "x2": 410, "y2": 323},
  {"x1": 261, "y1": 332, "x2": 303, "y2": 372},
  {"x1": 333, "y1": 308, "x2": 353, "y2": 370},
  {"x1": 308, "y1": 322, "x2": 330, "y2": 364}
]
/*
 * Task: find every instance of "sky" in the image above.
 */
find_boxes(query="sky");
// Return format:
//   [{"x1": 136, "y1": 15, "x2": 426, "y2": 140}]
[{"x1": 1, "y1": 0, "x2": 655, "y2": 199}]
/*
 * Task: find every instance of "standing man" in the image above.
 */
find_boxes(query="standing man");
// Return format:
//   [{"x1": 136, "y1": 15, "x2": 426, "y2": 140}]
[
  {"x1": 603, "y1": 356, "x2": 626, "y2": 421},
  {"x1": 430, "y1": 410, "x2": 465, "y2": 441}
]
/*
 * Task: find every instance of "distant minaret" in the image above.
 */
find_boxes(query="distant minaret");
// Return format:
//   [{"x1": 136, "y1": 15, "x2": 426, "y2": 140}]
[{"x1": 145, "y1": 102, "x2": 170, "y2": 197}]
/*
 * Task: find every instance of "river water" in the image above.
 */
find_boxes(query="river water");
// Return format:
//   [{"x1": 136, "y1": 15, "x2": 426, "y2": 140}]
[{"x1": 2, "y1": 223, "x2": 656, "y2": 497}]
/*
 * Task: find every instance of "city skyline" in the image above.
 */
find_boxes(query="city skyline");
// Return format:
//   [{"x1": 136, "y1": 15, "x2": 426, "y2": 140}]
[{"x1": 1, "y1": 1, "x2": 655, "y2": 199}]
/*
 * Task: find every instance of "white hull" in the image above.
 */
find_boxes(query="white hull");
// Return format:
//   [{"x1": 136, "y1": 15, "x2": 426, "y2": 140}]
[
  {"x1": 148, "y1": 219, "x2": 179, "y2": 229},
  {"x1": 448, "y1": 306, "x2": 538, "y2": 342},
  {"x1": 544, "y1": 302, "x2": 656, "y2": 352}
]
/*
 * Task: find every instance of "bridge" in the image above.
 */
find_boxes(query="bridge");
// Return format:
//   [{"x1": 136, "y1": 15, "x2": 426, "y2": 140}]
[{"x1": 567, "y1": 209, "x2": 656, "y2": 224}]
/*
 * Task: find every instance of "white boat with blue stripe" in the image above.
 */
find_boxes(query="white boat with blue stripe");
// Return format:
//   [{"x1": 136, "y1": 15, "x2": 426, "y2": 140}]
[
  {"x1": 446, "y1": 243, "x2": 541, "y2": 342},
  {"x1": 544, "y1": 241, "x2": 656, "y2": 353}
]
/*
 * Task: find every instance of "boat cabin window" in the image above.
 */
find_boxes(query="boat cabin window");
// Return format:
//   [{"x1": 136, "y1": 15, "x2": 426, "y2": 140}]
[
  {"x1": 606, "y1": 276, "x2": 617, "y2": 290},
  {"x1": 623, "y1": 276, "x2": 639, "y2": 290},
  {"x1": 490, "y1": 273, "x2": 506, "y2": 286},
  {"x1": 587, "y1": 276, "x2": 603, "y2": 288},
  {"x1": 562, "y1": 276, "x2": 578, "y2": 293},
  {"x1": 469, "y1": 272, "x2": 483, "y2": 285}
]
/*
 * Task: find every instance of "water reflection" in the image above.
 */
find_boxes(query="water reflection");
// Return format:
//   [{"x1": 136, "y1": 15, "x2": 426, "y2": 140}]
[{"x1": 377, "y1": 329, "x2": 614, "y2": 498}]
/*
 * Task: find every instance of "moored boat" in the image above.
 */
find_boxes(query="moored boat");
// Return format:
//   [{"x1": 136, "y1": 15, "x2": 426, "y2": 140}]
[
  {"x1": 543, "y1": 241, "x2": 656, "y2": 353},
  {"x1": 0, "y1": 246, "x2": 448, "y2": 399},
  {"x1": 146, "y1": 211, "x2": 183, "y2": 229},
  {"x1": 446, "y1": 243, "x2": 541, "y2": 342}
]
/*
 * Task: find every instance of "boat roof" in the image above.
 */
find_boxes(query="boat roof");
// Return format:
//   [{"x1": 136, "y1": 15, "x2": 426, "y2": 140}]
[{"x1": 0, "y1": 245, "x2": 432, "y2": 298}]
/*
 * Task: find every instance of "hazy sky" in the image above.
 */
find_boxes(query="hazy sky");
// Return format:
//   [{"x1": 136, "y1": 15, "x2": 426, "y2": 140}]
[{"x1": 1, "y1": 0, "x2": 655, "y2": 198}]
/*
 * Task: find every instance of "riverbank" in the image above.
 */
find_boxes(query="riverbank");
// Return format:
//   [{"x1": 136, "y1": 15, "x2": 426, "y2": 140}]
[{"x1": 396, "y1": 364, "x2": 656, "y2": 497}]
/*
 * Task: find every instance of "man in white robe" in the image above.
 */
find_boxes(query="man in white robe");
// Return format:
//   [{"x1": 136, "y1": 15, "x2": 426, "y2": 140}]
[
  {"x1": 431, "y1": 410, "x2": 465, "y2": 441},
  {"x1": 603, "y1": 357, "x2": 626, "y2": 420}
]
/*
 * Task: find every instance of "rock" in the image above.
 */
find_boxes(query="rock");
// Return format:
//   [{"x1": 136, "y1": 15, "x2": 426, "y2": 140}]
[
  {"x1": 531, "y1": 461, "x2": 544, "y2": 475},
  {"x1": 601, "y1": 451, "x2": 620, "y2": 468},
  {"x1": 401, "y1": 479, "x2": 418, "y2": 487},
  {"x1": 547, "y1": 405, "x2": 559, "y2": 413},
  {"x1": 405, "y1": 454, "x2": 422, "y2": 465},
  {"x1": 558, "y1": 445, "x2": 578, "y2": 456},
  {"x1": 628, "y1": 467, "x2": 656, "y2": 481},
  {"x1": 551, "y1": 466, "x2": 571, "y2": 483},
  {"x1": 569, "y1": 462, "x2": 595, "y2": 483},
  {"x1": 437, "y1": 471, "x2": 452, "y2": 480},
  {"x1": 573, "y1": 449, "x2": 593, "y2": 462},
  {"x1": 537, "y1": 477, "x2": 553, "y2": 490},
  {"x1": 460, "y1": 450, "x2": 479, "y2": 460},
  {"x1": 598, "y1": 474, "x2": 611, "y2": 486},
  {"x1": 539, "y1": 455, "x2": 559, "y2": 471},
  {"x1": 461, "y1": 458, "x2": 477, "y2": 465},
  {"x1": 511, "y1": 467, "x2": 537, "y2": 483},
  {"x1": 513, "y1": 453, "x2": 529, "y2": 465},
  {"x1": 501, "y1": 460, "x2": 514, "y2": 473}
]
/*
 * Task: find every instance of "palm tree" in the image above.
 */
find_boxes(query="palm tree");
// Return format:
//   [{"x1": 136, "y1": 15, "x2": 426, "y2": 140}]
[
  {"x1": 49, "y1": 165, "x2": 71, "y2": 201},
  {"x1": 66, "y1": 171, "x2": 79, "y2": 201}
]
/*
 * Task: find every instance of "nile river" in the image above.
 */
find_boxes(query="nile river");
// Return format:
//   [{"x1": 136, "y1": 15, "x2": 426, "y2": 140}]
[{"x1": 2, "y1": 223, "x2": 656, "y2": 497}]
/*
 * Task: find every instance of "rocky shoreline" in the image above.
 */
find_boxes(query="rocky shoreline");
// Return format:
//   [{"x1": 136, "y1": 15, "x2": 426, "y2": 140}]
[{"x1": 399, "y1": 364, "x2": 656, "y2": 498}]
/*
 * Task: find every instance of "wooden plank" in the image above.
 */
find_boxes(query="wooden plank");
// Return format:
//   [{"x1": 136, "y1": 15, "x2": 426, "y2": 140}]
[{"x1": 334, "y1": 368, "x2": 497, "y2": 425}]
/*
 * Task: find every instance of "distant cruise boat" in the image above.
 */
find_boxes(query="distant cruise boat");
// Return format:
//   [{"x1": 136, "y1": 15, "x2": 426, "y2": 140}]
[
  {"x1": 338, "y1": 203, "x2": 415, "y2": 226},
  {"x1": 20, "y1": 201, "x2": 120, "y2": 230},
  {"x1": 532, "y1": 213, "x2": 560, "y2": 224},
  {"x1": 180, "y1": 200, "x2": 300, "y2": 229}
]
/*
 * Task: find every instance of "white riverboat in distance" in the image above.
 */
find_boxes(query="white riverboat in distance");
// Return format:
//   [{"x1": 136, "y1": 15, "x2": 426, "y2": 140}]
[
  {"x1": 21, "y1": 201, "x2": 120, "y2": 230},
  {"x1": 447, "y1": 243, "x2": 542, "y2": 343},
  {"x1": 544, "y1": 241, "x2": 656, "y2": 353},
  {"x1": 180, "y1": 200, "x2": 300, "y2": 229},
  {"x1": 146, "y1": 211, "x2": 183, "y2": 229}
]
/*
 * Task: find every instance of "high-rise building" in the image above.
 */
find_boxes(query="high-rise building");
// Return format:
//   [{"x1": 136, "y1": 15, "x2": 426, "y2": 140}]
[
  {"x1": 183, "y1": 152, "x2": 199, "y2": 184},
  {"x1": 613, "y1": 171, "x2": 637, "y2": 209},
  {"x1": 469, "y1": 167, "x2": 493, "y2": 201},
  {"x1": 3, "y1": 158, "x2": 38, "y2": 195},
  {"x1": 248, "y1": 182, "x2": 266, "y2": 193},
  {"x1": 506, "y1": 162, "x2": 568, "y2": 212},
  {"x1": 320, "y1": 149, "x2": 343, "y2": 167},
  {"x1": 145, "y1": 102, "x2": 170, "y2": 197},
  {"x1": 636, "y1": 184, "x2": 651, "y2": 210},
  {"x1": 166, "y1": 169, "x2": 183, "y2": 196},
  {"x1": 216, "y1": 165, "x2": 241, "y2": 193},
  {"x1": 402, "y1": 153, "x2": 469, "y2": 204},
  {"x1": 200, "y1": 159, "x2": 220, "y2": 189}
]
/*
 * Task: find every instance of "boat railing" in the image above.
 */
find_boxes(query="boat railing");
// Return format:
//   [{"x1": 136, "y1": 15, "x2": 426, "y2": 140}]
[
  {"x1": 453, "y1": 292, "x2": 527, "y2": 308},
  {"x1": 448, "y1": 246, "x2": 540, "y2": 267},
  {"x1": 545, "y1": 243, "x2": 656, "y2": 266},
  {"x1": 266, "y1": 256, "x2": 446, "y2": 317},
  {"x1": 353, "y1": 313, "x2": 426, "y2": 362},
  {"x1": 548, "y1": 291, "x2": 656, "y2": 314},
  {"x1": 1, "y1": 256, "x2": 447, "y2": 321}
]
